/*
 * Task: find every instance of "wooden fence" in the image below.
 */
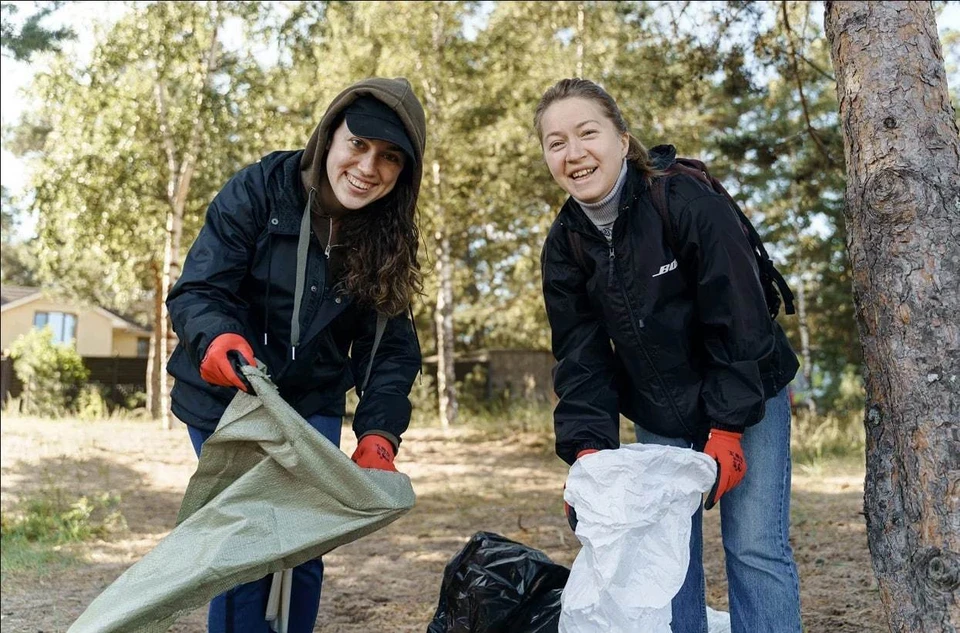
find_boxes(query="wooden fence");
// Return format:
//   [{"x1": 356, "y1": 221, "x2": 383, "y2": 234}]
[{"x1": 1, "y1": 355, "x2": 148, "y2": 408}]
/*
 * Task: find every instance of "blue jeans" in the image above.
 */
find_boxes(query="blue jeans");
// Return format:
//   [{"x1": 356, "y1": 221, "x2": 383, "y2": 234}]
[
  {"x1": 635, "y1": 389, "x2": 802, "y2": 633},
  {"x1": 187, "y1": 414, "x2": 343, "y2": 633}
]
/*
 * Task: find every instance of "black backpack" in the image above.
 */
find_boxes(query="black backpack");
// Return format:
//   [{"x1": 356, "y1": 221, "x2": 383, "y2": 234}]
[{"x1": 566, "y1": 144, "x2": 795, "y2": 320}]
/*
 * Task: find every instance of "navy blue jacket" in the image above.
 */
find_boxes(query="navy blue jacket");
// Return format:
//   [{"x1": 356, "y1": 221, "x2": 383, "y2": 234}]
[
  {"x1": 541, "y1": 164, "x2": 798, "y2": 464},
  {"x1": 167, "y1": 150, "x2": 421, "y2": 439}
]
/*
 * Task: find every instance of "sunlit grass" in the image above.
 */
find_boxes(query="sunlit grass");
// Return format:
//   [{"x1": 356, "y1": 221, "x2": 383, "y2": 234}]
[{"x1": 1, "y1": 488, "x2": 125, "y2": 578}]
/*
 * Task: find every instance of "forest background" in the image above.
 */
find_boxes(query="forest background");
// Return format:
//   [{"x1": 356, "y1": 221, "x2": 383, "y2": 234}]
[{"x1": 1, "y1": 0, "x2": 958, "y2": 437}]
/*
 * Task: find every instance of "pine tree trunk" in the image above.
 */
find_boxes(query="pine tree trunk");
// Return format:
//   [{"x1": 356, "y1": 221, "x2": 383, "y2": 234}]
[{"x1": 825, "y1": 2, "x2": 960, "y2": 630}]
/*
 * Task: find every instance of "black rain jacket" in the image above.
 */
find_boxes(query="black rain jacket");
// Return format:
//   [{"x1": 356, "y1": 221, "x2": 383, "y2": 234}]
[
  {"x1": 166, "y1": 149, "x2": 421, "y2": 439},
  {"x1": 541, "y1": 163, "x2": 799, "y2": 464}
]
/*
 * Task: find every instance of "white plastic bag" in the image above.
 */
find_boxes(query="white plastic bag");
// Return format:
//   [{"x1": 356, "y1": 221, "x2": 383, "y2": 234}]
[{"x1": 559, "y1": 443, "x2": 718, "y2": 633}]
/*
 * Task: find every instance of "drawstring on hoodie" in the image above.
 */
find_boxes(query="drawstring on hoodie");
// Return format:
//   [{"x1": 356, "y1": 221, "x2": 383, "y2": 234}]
[
  {"x1": 289, "y1": 187, "x2": 315, "y2": 360},
  {"x1": 263, "y1": 233, "x2": 273, "y2": 346}
]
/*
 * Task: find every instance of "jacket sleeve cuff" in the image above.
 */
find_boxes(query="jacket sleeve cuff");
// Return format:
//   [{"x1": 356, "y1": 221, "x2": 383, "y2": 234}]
[
  {"x1": 358, "y1": 430, "x2": 400, "y2": 454},
  {"x1": 710, "y1": 422, "x2": 744, "y2": 434},
  {"x1": 575, "y1": 441, "x2": 613, "y2": 456}
]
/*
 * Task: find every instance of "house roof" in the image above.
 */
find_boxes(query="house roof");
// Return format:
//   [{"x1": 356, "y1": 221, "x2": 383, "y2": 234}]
[
  {"x1": 0, "y1": 285, "x2": 41, "y2": 306},
  {"x1": 0, "y1": 285, "x2": 151, "y2": 333}
]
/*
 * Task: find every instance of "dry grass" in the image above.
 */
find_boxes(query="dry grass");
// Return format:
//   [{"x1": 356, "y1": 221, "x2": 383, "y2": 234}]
[{"x1": 0, "y1": 416, "x2": 883, "y2": 632}]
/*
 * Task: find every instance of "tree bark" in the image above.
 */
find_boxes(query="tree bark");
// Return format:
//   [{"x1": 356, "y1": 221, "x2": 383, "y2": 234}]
[
  {"x1": 434, "y1": 215, "x2": 457, "y2": 428},
  {"x1": 147, "y1": 261, "x2": 163, "y2": 419},
  {"x1": 825, "y1": 2, "x2": 960, "y2": 630},
  {"x1": 794, "y1": 270, "x2": 816, "y2": 414},
  {"x1": 153, "y1": 2, "x2": 221, "y2": 429},
  {"x1": 424, "y1": 5, "x2": 457, "y2": 427}
]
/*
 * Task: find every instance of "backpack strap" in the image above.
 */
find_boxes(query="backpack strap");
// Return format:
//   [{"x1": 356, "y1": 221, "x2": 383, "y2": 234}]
[
  {"x1": 700, "y1": 173, "x2": 797, "y2": 316},
  {"x1": 650, "y1": 172, "x2": 679, "y2": 256},
  {"x1": 650, "y1": 162, "x2": 796, "y2": 317},
  {"x1": 359, "y1": 312, "x2": 388, "y2": 397}
]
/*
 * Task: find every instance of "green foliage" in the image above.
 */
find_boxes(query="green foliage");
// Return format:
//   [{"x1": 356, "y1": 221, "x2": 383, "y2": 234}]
[
  {"x1": 12, "y1": 0, "x2": 901, "y2": 424},
  {"x1": 23, "y1": 1, "x2": 275, "y2": 316},
  {"x1": 697, "y1": 1, "x2": 857, "y2": 391},
  {"x1": 75, "y1": 384, "x2": 108, "y2": 421},
  {"x1": 457, "y1": 400, "x2": 555, "y2": 440},
  {"x1": 791, "y1": 407, "x2": 866, "y2": 465},
  {"x1": 8, "y1": 327, "x2": 89, "y2": 418},
  {"x1": 407, "y1": 371, "x2": 439, "y2": 428},
  {"x1": 815, "y1": 364, "x2": 866, "y2": 417},
  {"x1": 0, "y1": 1, "x2": 75, "y2": 62},
  {"x1": 1, "y1": 187, "x2": 40, "y2": 285},
  {"x1": 1, "y1": 490, "x2": 122, "y2": 543},
  {"x1": 0, "y1": 487, "x2": 123, "y2": 576}
]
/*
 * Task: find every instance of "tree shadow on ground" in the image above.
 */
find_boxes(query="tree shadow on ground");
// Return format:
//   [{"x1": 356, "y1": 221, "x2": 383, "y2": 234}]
[
  {"x1": 315, "y1": 451, "x2": 885, "y2": 633},
  {"x1": 0, "y1": 425, "x2": 885, "y2": 633},
  {"x1": 2, "y1": 453, "x2": 185, "y2": 536},
  {"x1": 1, "y1": 452, "x2": 190, "y2": 632}
]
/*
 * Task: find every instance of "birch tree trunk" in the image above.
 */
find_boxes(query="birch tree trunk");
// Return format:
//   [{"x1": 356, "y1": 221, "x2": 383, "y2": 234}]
[
  {"x1": 434, "y1": 208, "x2": 457, "y2": 428},
  {"x1": 424, "y1": 6, "x2": 457, "y2": 427},
  {"x1": 153, "y1": 3, "x2": 221, "y2": 429},
  {"x1": 147, "y1": 261, "x2": 163, "y2": 418},
  {"x1": 825, "y1": 2, "x2": 960, "y2": 629},
  {"x1": 794, "y1": 271, "x2": 816, "y2": 414}
]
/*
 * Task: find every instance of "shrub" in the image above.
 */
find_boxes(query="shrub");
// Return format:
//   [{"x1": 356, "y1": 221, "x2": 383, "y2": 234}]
[
  {"x1": 1, "y1": 487, "x2": 124, "y2": 576},
  {"x1": 8, "y1": 328, "x2": 89, "y2": 418},
  {"x1": 0, "y1": 490, "x2": 123, "y2": 544},
  {"x1": 791, "y1": 408, "x2": 866, "y2": 465},
  {"x1": 76, "y1": 384, "x2": 109, "y2": 421}
]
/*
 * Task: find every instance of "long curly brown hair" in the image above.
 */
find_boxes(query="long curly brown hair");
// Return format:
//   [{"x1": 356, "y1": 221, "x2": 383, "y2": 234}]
[{"x1": 335, "y1": 161, "x2": 423, "y2": 317}]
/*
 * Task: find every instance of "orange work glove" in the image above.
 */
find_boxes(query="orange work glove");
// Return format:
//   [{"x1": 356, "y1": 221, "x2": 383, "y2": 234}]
[
  {"x1": 703, "y1": 428, "x2": 746, "y2": 510},
  {"x1": 564, "y1": 448, "x2": 600, "y2": 532},
  {"x1": 351, "y1": 434, "x2": 398, "y2": 472},
  {"x1": 199, "y1": 333, "x2": 255, "y2": 392}
]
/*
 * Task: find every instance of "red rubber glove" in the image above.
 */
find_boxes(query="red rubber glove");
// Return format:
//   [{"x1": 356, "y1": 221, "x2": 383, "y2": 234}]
[
  {"x1": 564, "y1": 448, "x2": 600, "y2": 532},
  {"x1": 703, "y1": 428, "x2": 746, "y2": 510},
  {"x1": 199, "y1": 333, "x2": 255, "y2": 392},
  {"x1": 351, "y1": 434, "x2": 398, "y2": 472}
]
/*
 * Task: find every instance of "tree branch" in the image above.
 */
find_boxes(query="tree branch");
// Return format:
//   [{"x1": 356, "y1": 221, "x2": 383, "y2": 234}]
[
  {"x1": 781, "y1": 0, "x2": 835, "y2": 165},
  {"x1": 174, "y1": 0, "x2": 222, "y2": 215}
]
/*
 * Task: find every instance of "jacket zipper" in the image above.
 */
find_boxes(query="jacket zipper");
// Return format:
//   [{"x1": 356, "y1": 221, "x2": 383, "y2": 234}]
[
  {"x1": 610, "y1": 235, "x2": 691, "y2": 435},
  {"x1": 607, "y1": 246, "x2": 616, "y2": 287}
]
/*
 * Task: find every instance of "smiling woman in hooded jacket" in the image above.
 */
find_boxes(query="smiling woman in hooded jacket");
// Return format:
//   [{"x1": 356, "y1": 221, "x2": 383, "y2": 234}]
[{"x1": 165, "y1": 77, "x2": 426, "y2": 633}]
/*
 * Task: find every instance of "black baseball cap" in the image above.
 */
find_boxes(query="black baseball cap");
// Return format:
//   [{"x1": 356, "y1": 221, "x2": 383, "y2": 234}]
[{"x1": 343, "y1": 96, "x2": 416, "y2": 163}]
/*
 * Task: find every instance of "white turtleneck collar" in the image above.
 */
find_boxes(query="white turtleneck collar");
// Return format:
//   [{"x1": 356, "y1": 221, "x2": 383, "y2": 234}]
[{"x1": 573, "y1": 159, "x2": 629, "y2": 243}]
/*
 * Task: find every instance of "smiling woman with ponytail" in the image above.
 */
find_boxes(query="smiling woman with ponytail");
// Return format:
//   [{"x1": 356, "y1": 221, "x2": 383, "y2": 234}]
[{"x1": 535, "y1": 77, "x2": 803, "y2": 633}]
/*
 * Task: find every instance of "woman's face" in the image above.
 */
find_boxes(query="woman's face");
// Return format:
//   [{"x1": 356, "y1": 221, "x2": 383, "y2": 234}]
[
  {"x1": 324, "y1": 120, "x2": 407, "y2": 210},
  {"x1": 539, "y1": 97, "x2": 628, "y2": 203}
]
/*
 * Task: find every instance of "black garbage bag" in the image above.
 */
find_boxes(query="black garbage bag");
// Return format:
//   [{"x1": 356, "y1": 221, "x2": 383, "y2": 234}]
[{"x1": 427, "y1": 531, "x2": 570, "y2": 633}]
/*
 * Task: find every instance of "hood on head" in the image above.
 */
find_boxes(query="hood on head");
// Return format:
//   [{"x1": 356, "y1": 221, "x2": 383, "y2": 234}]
[{"x1": 300, "y1": 77, "x2": 427, "y2": 204}]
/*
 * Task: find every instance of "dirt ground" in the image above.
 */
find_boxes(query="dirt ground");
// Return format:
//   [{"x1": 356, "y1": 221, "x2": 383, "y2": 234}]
[{"x1": 0, "y1": 416, "x2": 884, "y2": 633}]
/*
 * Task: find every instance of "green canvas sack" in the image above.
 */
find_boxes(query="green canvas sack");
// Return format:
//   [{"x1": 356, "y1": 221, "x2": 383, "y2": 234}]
[{"x1": 68, "y1": 363, "x2": 415, "y2": 633}]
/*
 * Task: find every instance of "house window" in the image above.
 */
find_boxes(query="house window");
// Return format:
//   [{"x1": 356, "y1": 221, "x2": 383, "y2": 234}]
[
  {"x1": 137, "y1": 337, "x2": 150, "y2": 358},
  {"x1": 33, "y1": 311, "x2": 78, "y2": 345}
]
